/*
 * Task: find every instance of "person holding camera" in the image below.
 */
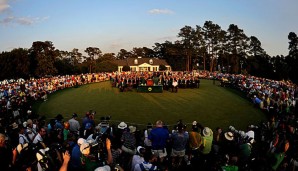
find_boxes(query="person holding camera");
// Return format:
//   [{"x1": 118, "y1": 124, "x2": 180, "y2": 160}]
[{"x1": 80, "y1": 138, "x2": 113, "y2": 171}]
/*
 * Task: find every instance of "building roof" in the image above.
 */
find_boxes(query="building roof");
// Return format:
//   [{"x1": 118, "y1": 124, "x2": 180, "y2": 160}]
[{"x1": 113, "y1": 58, "x2": 169, "y2": 66}]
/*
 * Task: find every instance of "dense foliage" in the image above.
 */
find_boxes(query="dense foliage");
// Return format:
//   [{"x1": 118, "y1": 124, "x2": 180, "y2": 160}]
[{"x1": 0, "y1": 21, "x2": 297, "y2": 83}]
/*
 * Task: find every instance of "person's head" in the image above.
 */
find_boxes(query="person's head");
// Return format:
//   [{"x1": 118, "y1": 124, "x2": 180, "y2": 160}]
[
  {"x1": 137, "y1": 146, "x2": 146, "y2": 156},
  {"x1": 27, "y1": 119, "x2": 33, "y2": 128},
  {"x1": 64, "y1": 121, "x2": 70, "y2": 130},
  {"x1": 39, "y1": 127, "x2": 47, "y2": 137},
  {"x1": 155, "y1": 120, "x2": 163, "y2": 128},
  {"x1": 177, "y1": 123, "x2": 185, "y2": 133},
  {"x1": 144, "y1": 150, "x2": 157, "y2": 163},
  {"x1": 77, "y1": 138, "x2": 86, "y2": 146},
  {"x1": 19, "y1": 124, "x2": 25, "y2": 134},
  {"x1": 72, "y1": 113, "x2": 78, "y2": 119}
]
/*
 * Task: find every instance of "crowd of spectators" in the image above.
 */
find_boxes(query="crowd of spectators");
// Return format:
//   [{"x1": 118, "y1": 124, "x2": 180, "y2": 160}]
[
  {"x1": 110, "y1": 71, "x2": 200, "y2": 92},
  {"x1": 0, "y1": 71, "x2": 297, "y2": 171}
]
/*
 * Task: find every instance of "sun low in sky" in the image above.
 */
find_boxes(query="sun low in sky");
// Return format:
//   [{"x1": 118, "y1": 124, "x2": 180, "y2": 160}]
[{"x1": 0, "y1": 0, "x2": 297, "y2": 56}]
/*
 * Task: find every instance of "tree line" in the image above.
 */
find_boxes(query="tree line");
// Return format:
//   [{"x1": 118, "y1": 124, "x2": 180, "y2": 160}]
[{"x1": 1, "y1": 21, "x2": 297, "y2": 83}]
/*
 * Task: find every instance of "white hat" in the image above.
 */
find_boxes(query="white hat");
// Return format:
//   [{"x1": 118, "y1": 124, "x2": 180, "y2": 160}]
[
  {"x1": 202, "y1": 127, "x2": 213, "y2": 137},
  {"x1": 77, "y1": 138, "x2": 86, "y2": 146},
  {"x1": 192, "y1": 121, "x2": 197, "y2": 126},
  {"x1": 118, "y1": 122, "x2": 127, "y2": 129},
  {"x1": 94, "y1": 165, "x2": 111, "y2": 171},
  {"x1": 137, "y1": 146, "x2": 145, "y2": 154},
  {"x1": 23, "y1": 121, "x2": 27, "y2": 128},
  {"x1": 80, "y1": 142, "x2": 90, "y2": 155},
  {"x1": 224, "y1": 132, "x2": 234, "y2": 141},
  {"x1": 246, "y1": 130, "x2": 255, "y2": 139}
]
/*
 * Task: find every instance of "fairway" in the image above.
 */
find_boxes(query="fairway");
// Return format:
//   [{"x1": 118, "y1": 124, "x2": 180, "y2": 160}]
[{"x1": 33, "y1": 79, "x2": 266, "y2": 131}]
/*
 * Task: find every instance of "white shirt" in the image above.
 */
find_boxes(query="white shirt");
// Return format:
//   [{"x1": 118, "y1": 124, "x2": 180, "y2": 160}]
[
  {"x1": 131, "y1": 155, "x2": 144, "y2": 171},
  {"x1": 33, "y1": 133, "x2": 43, "y2": 144},
  {"x1": 246, "y1": 130, "x2": 254, "y2": 139},
  {"x1": 134, "y1": 162, "x2": 157, "y2": 171},
  {"x1": 19, "y1": 134, "x2": 29, "y2": 144},
  {"x1": 172, "y1": 81, "x2": 178, "y2": 87},
  {"x1": 68, "y1": 118, "x2": 80, "y2": 132}
]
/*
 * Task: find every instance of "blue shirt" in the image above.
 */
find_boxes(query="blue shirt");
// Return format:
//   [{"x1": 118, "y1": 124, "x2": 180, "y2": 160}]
[
  {"x1": 148, "y1": 127, "x2": 169, "y2": 150},
  {"x1": 70, "y1": 144, "x2": 82, "y2": 168},
  {"x1": 254, "y1": 97, "x2": 262, "y2": 104},
  {"x1": 171, "y1": 131, "x2": 189, "y2": 151}
]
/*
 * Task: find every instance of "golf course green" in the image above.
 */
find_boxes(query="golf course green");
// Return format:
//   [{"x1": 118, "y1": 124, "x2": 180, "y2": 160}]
[{"x1": 33, "y1": 79, "x2": 267, "y2": 131}]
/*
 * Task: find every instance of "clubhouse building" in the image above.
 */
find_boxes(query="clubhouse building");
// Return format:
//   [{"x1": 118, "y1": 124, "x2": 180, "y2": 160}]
[{"x1": 113, "y1": 57, "x2": 171, "y2": 72}]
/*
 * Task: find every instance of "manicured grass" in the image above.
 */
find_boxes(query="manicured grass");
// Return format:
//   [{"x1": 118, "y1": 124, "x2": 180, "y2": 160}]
[{"x1": 33, "y1": 80, "x2": 267, "y2": 131}]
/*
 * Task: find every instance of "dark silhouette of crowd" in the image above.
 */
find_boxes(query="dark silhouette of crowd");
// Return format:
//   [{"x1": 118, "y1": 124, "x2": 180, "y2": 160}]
[{"x1": 0, "y1": 71, "x2": 297, "y2": 171}]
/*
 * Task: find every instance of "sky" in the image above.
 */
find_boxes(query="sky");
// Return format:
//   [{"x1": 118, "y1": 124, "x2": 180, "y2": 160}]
[{"x1": 0, "y1": 0, "x2": 297, "y2": 57}]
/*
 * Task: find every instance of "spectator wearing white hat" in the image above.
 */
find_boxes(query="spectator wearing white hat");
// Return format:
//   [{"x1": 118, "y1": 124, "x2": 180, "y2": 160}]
[
  {"x1": 80, "y1": 138, "x2": 113, "y2": 171},
  {"x1": 131, "y1": 146, "x2": 145, "y2": 171},
  {"x1": 133, "y1": 150, "x2": 158, "y2": 171},
  {"x1": 200, "y1": 127, "x2": 213, "y2": 155},
  {"x1": 113, "y1": 122, "x2": 127, "y2": 148},
  {"x1": 70, "y1": 138, "x2": 86, "y2": 171}
]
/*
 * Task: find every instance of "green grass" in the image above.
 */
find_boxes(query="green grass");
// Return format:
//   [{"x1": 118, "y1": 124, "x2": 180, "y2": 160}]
[{"x1": 33, "y1": 80, "x2": 267, "y2": 131}]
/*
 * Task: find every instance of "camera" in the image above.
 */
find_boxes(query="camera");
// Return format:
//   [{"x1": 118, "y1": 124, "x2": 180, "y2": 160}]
[{"x1": 87, "y1": 116, "x2": 112, "y2": 164}]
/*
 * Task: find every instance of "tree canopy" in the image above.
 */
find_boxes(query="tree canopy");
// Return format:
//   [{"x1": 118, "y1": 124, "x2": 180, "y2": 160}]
[{"x1": 0, "y1": 20, "x2": 297, "y2": 83}]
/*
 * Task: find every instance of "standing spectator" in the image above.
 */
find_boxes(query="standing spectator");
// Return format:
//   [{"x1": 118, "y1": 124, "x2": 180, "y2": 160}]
[
  {"x1": 54, "y1": 114, "x2": 64, "y2": 130},
  {"x1": 70, "y1": 138, "x2": 85, "y2": 171},
  {"x1": 80, "y1": 138, "x2": 113, "y2": 171},
  {"x1": 18, "y1": 124, "x2": 29, "y2": 144},
  {"x1": 120, "y1": 126, "x2": 137, "y2": 171},
  {"x1": 133, "y1": 150, "x2": 158, "y2": 171},
  {"x1": 114, "y1": 122, "x2": 127, "y2": 148},
  {"x1": 68, "y1": 113, "x2": 80, "y2": 136},
  {"x1": 33, "y1": 127, "x2": 47, "y2": 147},
  {"x1": 171, "y1": 122, "x2": 189, "y2": 167},
  {"x1": 212, "y1": 127, "x2": 224, "y2": 155},
  {"x1": 149, "y1": 120, "x2": 169, "y2": 162},
  {"x1": 200, "y1": 126, "x2": 213, "y2": 169},
  {"x1": 200, "y1": 127, "x2": 213, "y2": 155},
  {"x1": 188, "y1": 121, "x2": 203, "y2": 165},
  {"x1": 121, "y1": 126, "x2": 137, "y2": 155},
  {"x1": 63, "y1": 121, "x2": 70, "y2": 141},
  {"x1": 83, "y1": 123, "x2": 93, "y2": 139},
  {"x1": 172, "y1": 79, "x2": 178, "y2": 93},
  {"x1": 0, "y1": 133, "x2": 16, "y2": 171},
  {"x1": 131, "y1": 146, "x2": 145, "y2": 171},
  {"x1": 26, "y1": 119, "x2": 37, "y2": 142},
  {"x1": 144, "y1": 123, "x2": 153, "y2": 150}
]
